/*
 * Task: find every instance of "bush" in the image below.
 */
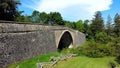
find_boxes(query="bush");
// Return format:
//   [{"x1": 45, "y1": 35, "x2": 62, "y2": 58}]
[
  {"x1": 115, "y1": 56, "x2": 120, "y2": 64},
  {"x1": 95, "y1": 32, "x2": 112, "y2": 44},
  {"x1": 70, "y1": 40, "x2": 109, "y2": 58},
  {"x1": 109, "y1": 61, "x2": 117, "y2": 68},
  {"x1": 60, "y1": 48, "x2": 79, "y2": 55},
  {"x1": 73, "y1": 39, "x2": 119, "y2": 58},
  {"x1": 83, "y1": 42, "x2": 108, "y2": 57}
]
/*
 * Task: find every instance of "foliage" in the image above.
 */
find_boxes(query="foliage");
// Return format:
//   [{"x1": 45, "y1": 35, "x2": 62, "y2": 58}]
[
  {"x1": 16, "y1": 14, "x2": 31, "y2": 22},
  {"x1": 0, "y1": 0, "x2": 21, "y2": 21},
  {"x1": 16, "y1": 11, "x2": 64, "y2": 25},
  {"x1": 80, "y1": 41, "x2": 109, "y2": 57},
  {"x1": 48, "y1": 12, "x2": 63, "y2": 25},
  {"x1": 95, "y1": 32, "x2": 111, "y2": 44},
  {"x1": 67, "y1": 37, "x2": 120, "y2": 58},
  {"x1": 64, "y1": 20, "x2": 74, "y2": 28},
  {"x1": 116, "y1": 56, "x2": 120, "y2": 64},
  {"x1": 83, "y1": 20, "x2": 90, "y2": 33},
  {"x1": 39, "y1": 12, "x2": 49, "y2": 24},
  {"x1": 91, "y1": 11, "x2": 104, "y2": 36},
  {"x1": 109, "y1": 61, "x2": 117, "y2": 68},
  {"x1": 106, "y1": 15, "x2": 113, "y2": 36},
  {"x1": 114, "y1": 13, "x2": 120, "y2": 37},
  {"x1": 75, "y1": 20, "x2": 84, "y2": 32},
  {"x1": 31, "y1": 10, "x2": 40, "y2": 23}
]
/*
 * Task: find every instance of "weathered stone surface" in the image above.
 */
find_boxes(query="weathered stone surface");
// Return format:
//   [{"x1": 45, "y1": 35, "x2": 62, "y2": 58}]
[
  {"x1": 0, "y1": 23, "x2": 70, "y2": 33},
  {"x1": 0, "y1": 30, "x2": 56, "y2": 68}
]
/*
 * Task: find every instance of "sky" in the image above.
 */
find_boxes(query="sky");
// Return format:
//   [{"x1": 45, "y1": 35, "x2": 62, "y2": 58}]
[{"x1": 18, "y1": 0, "x2": 120, "y2": 22}]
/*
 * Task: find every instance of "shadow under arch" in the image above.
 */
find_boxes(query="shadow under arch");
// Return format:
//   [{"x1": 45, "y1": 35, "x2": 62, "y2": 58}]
[{"x1": 58, "y1": 31, "x2": 73, "y2": 51}]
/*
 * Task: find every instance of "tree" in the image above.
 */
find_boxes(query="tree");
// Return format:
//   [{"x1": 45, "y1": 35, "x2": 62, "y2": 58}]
[
  {"x1": 83, "y1": 20, "x2": 89, "y2": 33},
  {"x1": 83, "y1": 20, "x2": 92, "y2": 39},
  {"x1": 15, "y1": 10, "x2": 32, "y2": 22},
  {"x1": 0, "y1": 0, "x2": 20, "y2": 21},
  {"x1": 23, "y1": 15, "x2": 31, "y2": 22},
  {"x1": 114, "y1": 13, "x2": 120, "y2": 37},
  {"x1": 95, "y1": 32, "x2": 109, "y2": 44},
  {"x1": 39, "y1": 12, "x2": 48, "y2": 24},
  {"x1": 64, "y1": 20, "x2": 75, "y2": 28},
  {"x1": 48, "y1": 12, "x2": 63, "y2": 25},
  {"x1": 106, "y1": 15, "x2": 114, "y2": 36},
  {"x1": 91, "y1": 11, "x2": 104, "y2": 36},
  {"x1": 15, "y1": 11, "x2": 24, "y2": 22},
  {"x1": 31, "y1": 10, "x2": 40, "y2": 23},
  {"x1": 75, "y1": 20, "x2": 84, "y2": 32}
]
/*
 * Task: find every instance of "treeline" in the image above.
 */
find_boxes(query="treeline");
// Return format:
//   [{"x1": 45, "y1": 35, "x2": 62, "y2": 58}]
[
  {"x1": 59, "y1": 11, "x2": 120, "y2": 64},
  {"x1": 74, "y1": 11, "x2": 120, "y2": 58},
  {"x1": 16, "y1": 11, "x2": 65, "y2": 25}
]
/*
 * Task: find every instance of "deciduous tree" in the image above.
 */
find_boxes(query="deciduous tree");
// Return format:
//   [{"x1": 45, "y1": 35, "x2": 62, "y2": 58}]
[{"x1": 48, "y1": 12, "x2": 63, "y2": 25}]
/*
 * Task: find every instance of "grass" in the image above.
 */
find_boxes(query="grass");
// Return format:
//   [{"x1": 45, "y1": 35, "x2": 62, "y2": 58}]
[
  {"x1": 8, "y1": 52, "x2": 120, "y2": 68},
  {"x1": 8, "y1": 52, "x2": 60, "y2": 68},
  {"x1": 44, "y1": 56, "x2": 120, "y2": 68}
]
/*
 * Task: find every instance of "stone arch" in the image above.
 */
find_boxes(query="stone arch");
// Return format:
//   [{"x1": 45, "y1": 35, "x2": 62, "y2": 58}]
[{"x1": 57, "y1": 31, "x2": 73, "y2": 50}]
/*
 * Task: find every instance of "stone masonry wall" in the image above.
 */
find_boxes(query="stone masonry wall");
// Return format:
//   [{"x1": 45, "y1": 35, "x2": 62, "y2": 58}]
[
  {"x1": 0, "y1": 21, "x2": 85, "y2": 68},
  {"x1": 0, "y1": 30, "x2": 57, "y2": 68},
  {"x1": 74, "y1": 31, "x2": 85, "y2": 47}
]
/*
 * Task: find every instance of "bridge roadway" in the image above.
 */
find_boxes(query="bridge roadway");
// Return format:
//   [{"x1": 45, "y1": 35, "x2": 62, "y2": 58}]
[{"x1": 0, "y1": 21, "x2": 85, "y2": 68}]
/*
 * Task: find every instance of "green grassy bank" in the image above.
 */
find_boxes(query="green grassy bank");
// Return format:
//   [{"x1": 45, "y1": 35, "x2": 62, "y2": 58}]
[
  {"x1": 8, "y1": 52, "x2": 60, "y2": 68},
  {"x1": 45, "y1": 56, "x2": 120, "y2": 68}
]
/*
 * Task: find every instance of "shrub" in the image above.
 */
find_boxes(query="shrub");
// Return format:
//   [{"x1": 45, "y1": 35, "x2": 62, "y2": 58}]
[
  {"x1": 109, "y1": 61, "x2": 117, "y2": 68},
  {"x1": 95, "y1": 32, "x2": 112, "y2": 44},
  {"x1": 71, "y1": 40, "x2": 108, "y2": 57},
  {"x1": 115, "y1": 55, "x2": 120, "y2": 64}
]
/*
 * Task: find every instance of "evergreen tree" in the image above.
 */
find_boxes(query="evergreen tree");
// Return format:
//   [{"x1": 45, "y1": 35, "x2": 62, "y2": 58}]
[
  {"x1": 0, "y1": 0, "x2": 20, "y2": 21},
  {"x1": 91, "y1": 11, "x2": 104, "y2": 36},
  {"x1": 114, "y1": 13, "x2": 120, "y2": 37},
  {"x1": 106, "y1": 15, "x2": 113, "y2": 36}
]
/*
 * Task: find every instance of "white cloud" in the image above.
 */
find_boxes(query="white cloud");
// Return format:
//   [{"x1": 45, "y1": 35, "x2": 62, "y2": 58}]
[{"x1": 22, "y1": 0, "x2": 113, "y2": 21}]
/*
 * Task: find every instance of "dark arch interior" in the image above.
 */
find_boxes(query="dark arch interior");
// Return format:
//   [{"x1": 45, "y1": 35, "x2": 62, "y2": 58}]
[{"x1": 58, "y1": 31, "x2": 73, "y2": 50}]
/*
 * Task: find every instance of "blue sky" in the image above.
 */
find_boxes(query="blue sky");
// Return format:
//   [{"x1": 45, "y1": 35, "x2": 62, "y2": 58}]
[
  {"x1": 102, "y1": 0, "x2": 120, "y2": 21},
  {"x1": 18, "y1": 0, "x2": 120, "y2": 22}
]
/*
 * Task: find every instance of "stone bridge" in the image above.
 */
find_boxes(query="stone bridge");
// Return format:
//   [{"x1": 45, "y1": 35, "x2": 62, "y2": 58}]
[{"x1": 0, "y1": 21, "x2": 85, "y2": 68}]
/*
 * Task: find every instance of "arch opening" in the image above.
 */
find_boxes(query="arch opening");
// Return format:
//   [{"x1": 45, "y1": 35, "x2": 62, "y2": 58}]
[{"x1": 58, "y1": 31, "x2": 73, "y2": 50}]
